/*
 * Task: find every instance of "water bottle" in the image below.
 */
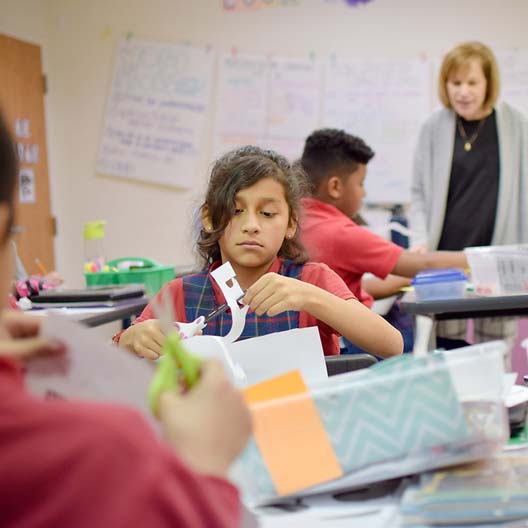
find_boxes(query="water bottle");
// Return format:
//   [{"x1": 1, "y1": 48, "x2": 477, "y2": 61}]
[
  {"x1": 83, "y1": 220, "x2": 106, "y2": 272},
  {"x1": 390, "y1": 204, "x2": 409, "y2": 249}
]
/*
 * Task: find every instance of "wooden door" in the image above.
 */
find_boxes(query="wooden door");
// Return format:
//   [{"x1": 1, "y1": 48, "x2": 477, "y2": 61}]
[{"x1": 0, "y1": 34, "x2": 55, "y2": 276}]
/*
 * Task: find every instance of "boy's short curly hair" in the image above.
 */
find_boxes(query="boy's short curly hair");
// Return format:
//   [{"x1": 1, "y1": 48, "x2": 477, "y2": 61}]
[
  {"x1": 196, "y1": 146, "x2": 309, "y2": 267},
  {"x1": 300, "y1": 128, "x2": 374, "y2": 192}
]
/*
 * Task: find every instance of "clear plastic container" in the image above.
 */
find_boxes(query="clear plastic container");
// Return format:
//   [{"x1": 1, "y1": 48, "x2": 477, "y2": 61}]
[
  {"x1": 232, "y1": 341, "x2": 508, "y2": 506},
  {"x1": 411, "y1": 268, "x2": 467, "y2": 301},
  {"x1": 464, "y1": 244, "x2": 528, "y2": 295}
]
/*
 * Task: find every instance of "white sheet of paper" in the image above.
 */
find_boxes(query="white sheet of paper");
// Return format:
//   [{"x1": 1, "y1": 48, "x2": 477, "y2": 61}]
[
  {"x1": 25, "y1": 313, "x2": 157, "y2": 427},
  {"x1": 245, "y1": 487, "x2": 402, "y2": 528},
  {"x1": 183, "y1": 334, "x2": 247, "y2": 386},
  {"x1": 505, "y1": 383, "x2": 528, "y2": 407},
  {"x1": 229, "y1": 326, "x2": 328, "y2": 387},
  {"x1": 28, "y1": 307, "x2": 116, "y2": 318},
  {"x1": 184, "y1": 327, "x2": 328, "y2": 388}
]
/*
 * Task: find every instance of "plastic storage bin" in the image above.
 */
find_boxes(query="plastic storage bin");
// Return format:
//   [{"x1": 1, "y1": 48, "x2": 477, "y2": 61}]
[
  {"x1": 464, "y1": 244, "x2": 528, "y2": 295},
  {"x1": 232, "y1": 341, "x2": 508, "y2": 506},
  {"x1": 85, "y1": 257, "x2": 175, "y2": 295},
  {"x1": 411, "y1": 268, "x2": 467, "y2": 301}
]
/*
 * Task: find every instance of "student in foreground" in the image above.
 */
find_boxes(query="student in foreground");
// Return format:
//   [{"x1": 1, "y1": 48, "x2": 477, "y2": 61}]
[
  {"x1": 116, "y1": 146, "x2": 403, "y2": 358},
  {"x1": 0, "y1": 114, "x2": 251, "y2": 527},
  {"x1": 299, "y1": 128, "x2": 467, "y2": 353}
]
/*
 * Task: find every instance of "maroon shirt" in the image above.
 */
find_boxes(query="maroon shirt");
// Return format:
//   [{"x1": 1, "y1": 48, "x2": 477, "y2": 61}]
[{"x1": 0, "y1": 358, "x2": 240, "y2": 528}]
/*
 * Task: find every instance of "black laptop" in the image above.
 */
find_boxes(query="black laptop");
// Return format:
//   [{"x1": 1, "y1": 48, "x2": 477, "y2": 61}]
[{"x1": 30, "y1": 284, "x2": 145, "y2": 305}]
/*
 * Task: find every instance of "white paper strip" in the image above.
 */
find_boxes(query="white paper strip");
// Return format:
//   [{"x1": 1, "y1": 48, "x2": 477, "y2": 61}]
[{"x1": 210, "y1": 261, "x2": 249, "y2": 343}]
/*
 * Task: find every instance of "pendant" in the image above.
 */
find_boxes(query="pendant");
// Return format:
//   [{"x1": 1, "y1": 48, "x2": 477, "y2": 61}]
[{"x1": 464, "y1": 142, "x2": 472, "y2": 152}]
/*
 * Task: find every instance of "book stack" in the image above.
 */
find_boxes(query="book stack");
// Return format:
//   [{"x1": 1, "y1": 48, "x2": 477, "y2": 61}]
[{"x1": 401, "y1": 449, "x2": 528, "y2": 526}]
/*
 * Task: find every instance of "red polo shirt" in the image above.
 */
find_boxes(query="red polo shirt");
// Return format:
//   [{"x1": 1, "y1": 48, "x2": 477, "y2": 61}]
[
  {"x1": 0, "y1": 358, "x2": 240, "y2": 528},
  {"x1": 301, "y1": 198, "x2": 403, "y2": 308}
]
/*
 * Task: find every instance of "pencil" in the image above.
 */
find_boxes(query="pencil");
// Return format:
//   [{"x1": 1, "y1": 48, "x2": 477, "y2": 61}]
[{"x1": 35, "y1": 258, "x2": 48, "y2": 276}]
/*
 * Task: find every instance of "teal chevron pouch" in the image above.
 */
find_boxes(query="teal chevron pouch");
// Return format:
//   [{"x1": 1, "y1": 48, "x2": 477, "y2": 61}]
[
  {"x1": 314, "y1": 353, "x2": 469, "y2": 472},
  {"x1": 235, "y1": 353, "x2": 480, "y2": 504}
]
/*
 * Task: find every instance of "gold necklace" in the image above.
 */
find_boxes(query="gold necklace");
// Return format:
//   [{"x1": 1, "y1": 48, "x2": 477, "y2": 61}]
[{"x1": 457, "y1": 116, "x2": 486, "y2": 152}]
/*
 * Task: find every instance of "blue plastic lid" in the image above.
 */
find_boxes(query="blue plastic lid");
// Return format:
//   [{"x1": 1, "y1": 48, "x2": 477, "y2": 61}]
[{"x1": 411, "y1": 268, "x2": 467, "y2": 285}]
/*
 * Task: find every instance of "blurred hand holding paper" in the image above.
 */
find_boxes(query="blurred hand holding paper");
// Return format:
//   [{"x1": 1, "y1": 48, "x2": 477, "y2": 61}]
[{"x1": 25, "y1": 313, "x2": 156, "y2": 425}]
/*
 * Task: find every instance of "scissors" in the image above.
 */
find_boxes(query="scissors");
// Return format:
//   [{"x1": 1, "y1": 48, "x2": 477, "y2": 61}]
[
  {"x1": 148, "y1": 289, "x2": 203, "y2": 416},
  {"x1": 174, "y1": 293, "x2": 246, "y2": 339},
  {"x1": 148, "y1": 291, "x2": 246, "y2": 415}
]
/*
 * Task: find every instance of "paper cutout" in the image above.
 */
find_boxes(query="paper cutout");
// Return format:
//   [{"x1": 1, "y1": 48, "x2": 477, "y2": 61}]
[
  {"x1": 243, "y1": 371, "x2": 342, "y2": 496},
  {"x1": 183, "y1": 335, "x2": 247, "y2": 387},
  {"x1": 210, "y1": 261, "x2": 249, "y2": 343}
]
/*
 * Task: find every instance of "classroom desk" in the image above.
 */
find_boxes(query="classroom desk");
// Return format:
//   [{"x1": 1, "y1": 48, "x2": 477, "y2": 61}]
[
  {"x1": 401, "y1": 291, "x2": 528, "y2": 320},
  {"x1": 77, "y1": 297, "x2": 148, "y2": 327},
  {"x1": 30, "y1": 297, "x2": 148, "y2": 329},
  {"x1": 29, "y1": 264, "x2": 197, "y2": 328},
  {"x1": 400, "y1": 291, "x2": 528, "y2": 354}
]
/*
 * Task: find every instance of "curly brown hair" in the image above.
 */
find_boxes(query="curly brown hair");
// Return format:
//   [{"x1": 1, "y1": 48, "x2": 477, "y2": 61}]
[{"x1": 196, "y1": 146, "x2": 309, "y2": 267}]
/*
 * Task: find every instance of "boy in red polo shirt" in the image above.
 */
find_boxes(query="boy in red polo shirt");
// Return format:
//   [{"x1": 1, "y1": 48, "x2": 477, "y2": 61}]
[{"x1": 300, "y1": 129, "x2": 467, "y2": 353}]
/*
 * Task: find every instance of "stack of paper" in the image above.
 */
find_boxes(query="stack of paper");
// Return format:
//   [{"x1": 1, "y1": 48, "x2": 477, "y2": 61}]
[{"x1": 400, "y1": 449, "x2": 528, "y2": 525}]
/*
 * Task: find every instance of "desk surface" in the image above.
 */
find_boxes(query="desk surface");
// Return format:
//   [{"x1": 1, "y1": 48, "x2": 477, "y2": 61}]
[
  {"x1": 401, "y1": 291, "x2": 528, "y2": 320},
  {"x1": 79, "y1": 297, "x2": 148, "y2": 327},
  {"x1": 30, "y1": 297, "x2": 148, "y2": 327}
]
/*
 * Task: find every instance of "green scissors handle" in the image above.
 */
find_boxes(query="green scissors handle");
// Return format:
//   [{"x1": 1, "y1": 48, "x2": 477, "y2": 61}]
[{"x1": 148, "y1": 331, "x2": 203, "y2": 416}]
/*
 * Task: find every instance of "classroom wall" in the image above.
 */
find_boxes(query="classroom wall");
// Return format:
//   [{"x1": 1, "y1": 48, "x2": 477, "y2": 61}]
[{"x1": 2, "y1": 0, "x2": 528, "y2": 286}]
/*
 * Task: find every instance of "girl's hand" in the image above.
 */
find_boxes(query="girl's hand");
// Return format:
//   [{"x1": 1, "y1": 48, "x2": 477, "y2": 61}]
[
  {"x1": 119, "y1": 319, "x2": 166, "y2": 360},
  {"x1": 243, "y1": 272, "x2": 313, "y2": 316}
]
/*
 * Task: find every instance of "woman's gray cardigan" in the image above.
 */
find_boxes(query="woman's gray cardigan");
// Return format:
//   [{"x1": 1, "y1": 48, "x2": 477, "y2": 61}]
[{"x1": 409, "y1": 102, "x2": 528, "y2": 249}]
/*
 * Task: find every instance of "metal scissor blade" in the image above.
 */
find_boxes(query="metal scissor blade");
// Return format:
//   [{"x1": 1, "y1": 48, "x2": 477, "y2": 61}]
[
  {"x1": 203, "y1": 302, "x2": 230, "y2": 324},
  {"x1": 203, "y1": 292, "x2": 246, "y2": 324}
]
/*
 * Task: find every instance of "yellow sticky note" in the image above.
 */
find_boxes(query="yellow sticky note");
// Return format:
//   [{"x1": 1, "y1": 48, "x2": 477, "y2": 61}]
[{"x1": 243, "y1": 371, "x2": 343, "y2": 496}]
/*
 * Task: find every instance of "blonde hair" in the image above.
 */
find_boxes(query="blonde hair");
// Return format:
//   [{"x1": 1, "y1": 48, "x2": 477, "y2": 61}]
[{"x1": 438, "y1": 41, "x2": 500, "y2": 110}]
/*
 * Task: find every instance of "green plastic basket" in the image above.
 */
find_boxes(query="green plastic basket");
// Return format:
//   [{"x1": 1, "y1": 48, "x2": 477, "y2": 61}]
[{"x1": 85, "y1": 257, "x2": 175, "y2": 295}]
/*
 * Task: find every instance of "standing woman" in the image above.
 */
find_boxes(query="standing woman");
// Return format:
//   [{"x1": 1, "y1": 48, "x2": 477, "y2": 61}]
[{"x1": 409, "y1": 41, "x2": 528, "y2": 365}]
